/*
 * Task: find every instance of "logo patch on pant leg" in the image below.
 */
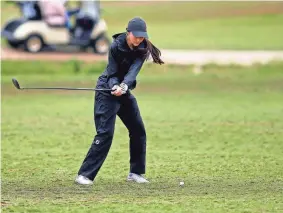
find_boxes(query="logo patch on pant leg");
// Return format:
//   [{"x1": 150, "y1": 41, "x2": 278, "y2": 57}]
[{"x1": 94, "y1": 140, "x2": 100, "y2": 145}]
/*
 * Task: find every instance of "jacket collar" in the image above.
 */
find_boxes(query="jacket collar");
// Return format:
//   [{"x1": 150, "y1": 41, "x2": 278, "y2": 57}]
[{"x1": 112, "y1": 32, "x2": 148, "y2": 54}]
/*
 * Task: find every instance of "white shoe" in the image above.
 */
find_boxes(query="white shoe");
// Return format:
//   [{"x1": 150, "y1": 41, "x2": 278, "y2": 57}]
[
  {"x1": 127, "y1": 173, "x2": 149, "y2": 183},
  {"x1": 75, "y1": 175, "x2": 93, "y2": 185}
]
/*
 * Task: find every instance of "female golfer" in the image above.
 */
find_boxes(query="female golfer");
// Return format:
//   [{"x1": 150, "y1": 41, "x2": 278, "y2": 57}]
[{"x1": 75, "y1": 17, "x2": 164, "y2": 185}]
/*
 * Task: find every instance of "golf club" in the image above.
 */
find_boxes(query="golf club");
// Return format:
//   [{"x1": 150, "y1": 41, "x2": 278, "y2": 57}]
[{"x1": 12, "y1": 78, "x2": 114, "y2": 92}]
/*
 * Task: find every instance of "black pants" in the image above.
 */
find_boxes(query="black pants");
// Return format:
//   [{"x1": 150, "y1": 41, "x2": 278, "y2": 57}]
[{"x1": 77, "y1": 91, "x2": 146, "y2": 181}]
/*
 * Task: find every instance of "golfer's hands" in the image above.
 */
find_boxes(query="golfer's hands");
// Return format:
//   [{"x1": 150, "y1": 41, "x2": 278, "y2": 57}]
[
  {"x1": 111, "y1": 83, "x2": 128, "y2": 96},
  {"x1": 111, "y1": 85, "x2": 123, "y2": 96}
]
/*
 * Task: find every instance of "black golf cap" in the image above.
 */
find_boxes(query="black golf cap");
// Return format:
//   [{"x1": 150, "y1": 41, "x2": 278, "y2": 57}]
[{"x1": 126, "y1": 17, "x2": 149, "y2": 38}]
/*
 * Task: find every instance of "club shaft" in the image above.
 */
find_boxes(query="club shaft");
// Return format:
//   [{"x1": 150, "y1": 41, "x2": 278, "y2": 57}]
[{"x1": 20, "y1": 87, "x2": 112, "y2": 91}]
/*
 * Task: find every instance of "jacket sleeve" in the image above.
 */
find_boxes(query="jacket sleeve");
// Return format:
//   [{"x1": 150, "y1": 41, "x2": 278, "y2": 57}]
[
  {"x1": 107, "y1": 44, "x2": 120, "y2": 89},
  {"x1": 122, "y1": 55, "x2": 146, "y2": 89}
]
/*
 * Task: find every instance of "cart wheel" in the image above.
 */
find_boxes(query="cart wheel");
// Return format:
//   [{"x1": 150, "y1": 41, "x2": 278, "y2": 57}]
[
  {"x1": 93, "y1": 34, "x2": 110, "y2": 55},
  {"x1": 24, "y1": 35, "x2": 44, "y2": 53}
]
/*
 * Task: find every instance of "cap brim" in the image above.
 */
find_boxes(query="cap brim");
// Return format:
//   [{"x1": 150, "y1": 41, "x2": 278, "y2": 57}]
[{"x1": 132, "y1": 31, "x2": 149, "y2": 39}]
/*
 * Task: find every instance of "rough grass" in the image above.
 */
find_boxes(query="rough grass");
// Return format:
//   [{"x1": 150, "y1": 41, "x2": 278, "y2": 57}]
[
  {"x1": 1, "y1": 61, "x2": 283, "y2": 212},
  {"x1": 1, "y1": 1, "x2": 283, "y2": 49}
]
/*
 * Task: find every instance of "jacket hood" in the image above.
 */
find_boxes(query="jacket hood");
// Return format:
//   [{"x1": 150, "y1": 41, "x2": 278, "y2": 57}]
[{"x1": 112, "y1": 32, "x2": 148, "y2": 54}]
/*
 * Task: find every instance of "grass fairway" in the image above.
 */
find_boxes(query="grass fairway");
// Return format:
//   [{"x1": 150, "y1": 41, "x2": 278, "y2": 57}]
[
  {"x1": 1, "y1": 61, "x2": 283, "y2": 212},
  {"x1": 1, "y1": 1, "x2": 283, "y2": 50}
]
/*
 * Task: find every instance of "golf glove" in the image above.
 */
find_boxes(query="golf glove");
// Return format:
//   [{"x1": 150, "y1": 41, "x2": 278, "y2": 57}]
[
  {"x1": 112, "y1": 85, "x2": 119, "y2": 91},
  {"x1": 111, "y1": 84, "x2": 124, "y2": 96},
  {"x1": 120, "y1": 83, "x2": 128, "y2": 94}
]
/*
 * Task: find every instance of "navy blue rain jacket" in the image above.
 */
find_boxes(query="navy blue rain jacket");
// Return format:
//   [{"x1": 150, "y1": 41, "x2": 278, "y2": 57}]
[{"x1": 96, "y1": 32, "x2": 149, "y2": 91}]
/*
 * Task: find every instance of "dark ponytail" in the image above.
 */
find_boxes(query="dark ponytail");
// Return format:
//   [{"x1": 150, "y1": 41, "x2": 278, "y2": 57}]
[{"x1": 145, "y1": 39, "x2": 164, "y2": 65}]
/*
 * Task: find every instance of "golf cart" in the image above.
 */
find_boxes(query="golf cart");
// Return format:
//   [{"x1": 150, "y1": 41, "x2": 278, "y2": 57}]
[{"x1": 1, "y1": 1, "x2": 110, "y2": 55}]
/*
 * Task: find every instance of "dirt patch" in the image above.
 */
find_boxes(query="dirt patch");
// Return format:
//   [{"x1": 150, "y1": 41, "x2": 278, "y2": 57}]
[
  {"x1": 1, "y1": 201, "x2": 11, "y2": 208},
  {"x1": 1, "y1": 48, "x2": 107, "y2": 63},
  {"x1": 3, "y1": 48, "x2": 283, "y2": 66}
]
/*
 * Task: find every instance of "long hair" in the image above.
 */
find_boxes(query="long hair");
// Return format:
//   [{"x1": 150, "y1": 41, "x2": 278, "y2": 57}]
[{"x1": 145, "y1": 39, "x2": 164, "y2": 65}]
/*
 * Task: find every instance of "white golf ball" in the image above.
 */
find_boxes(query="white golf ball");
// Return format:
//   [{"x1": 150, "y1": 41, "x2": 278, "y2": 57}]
[{"x1": 179, "y1": 181, "x2": 184, "y2": 186}]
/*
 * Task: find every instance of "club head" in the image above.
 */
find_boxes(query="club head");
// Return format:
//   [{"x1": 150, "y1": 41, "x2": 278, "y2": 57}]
[{"x1": 12, "y1": 78, "x2": 21, "y2": 90}]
